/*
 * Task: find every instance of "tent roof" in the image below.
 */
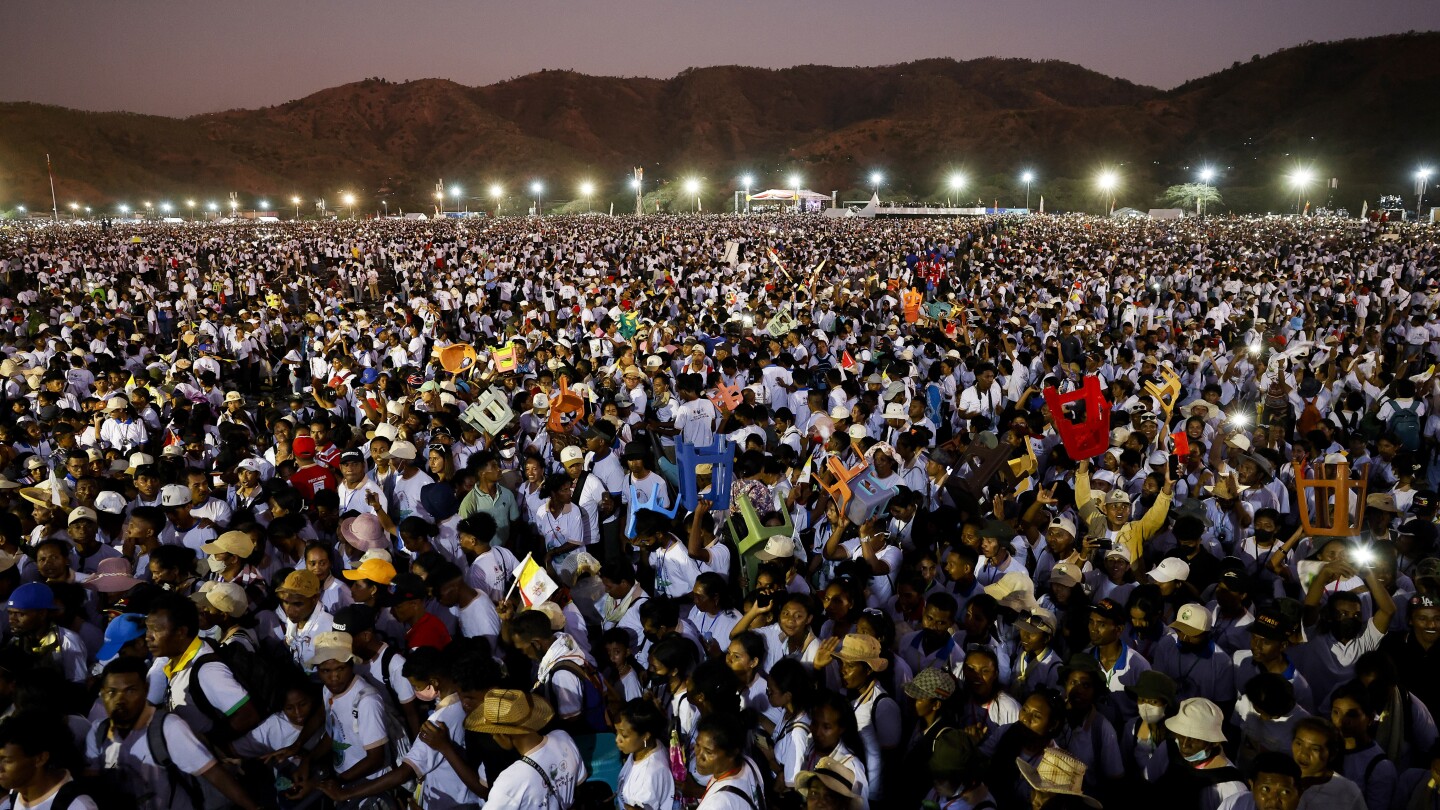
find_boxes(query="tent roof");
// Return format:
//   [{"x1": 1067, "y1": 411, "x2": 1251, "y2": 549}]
[{"x1": 748, "y1": 188, "x2": 830, "y2": 201}]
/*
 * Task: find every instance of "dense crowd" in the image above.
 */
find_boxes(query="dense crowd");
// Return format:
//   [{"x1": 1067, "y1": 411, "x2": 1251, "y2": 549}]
[{"x1": 0, "y1": 211, "x2": 1434, "y2": 810}]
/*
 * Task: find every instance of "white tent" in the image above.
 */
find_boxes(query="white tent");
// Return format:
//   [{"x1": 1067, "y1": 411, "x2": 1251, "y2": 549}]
[{"x1": 747, "y1": 188, "x2": 831, "y2": 202}]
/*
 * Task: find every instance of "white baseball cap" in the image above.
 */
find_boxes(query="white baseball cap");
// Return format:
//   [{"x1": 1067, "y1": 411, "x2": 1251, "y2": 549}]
[
  {"x1": 560, "y1": 446, "x2": 585, "y2": 465},
  {"x1": 1149, "y1": 557, "x2": 1191, "y2": 584},
  {"x1": 159, "y1": 484, "x2": 192, "y2": 508},
  {"x1": 754, "y1": 535, "x2": 796, "y2": 561}
]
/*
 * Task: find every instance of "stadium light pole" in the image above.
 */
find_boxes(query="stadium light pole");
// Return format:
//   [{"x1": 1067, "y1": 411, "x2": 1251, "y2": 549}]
[
  {"x1": 1021, "y1": 171, "x2": 1035, "y2": 211},
  {"x1": 684, "y1": 178, "x2": 701, "y2": 212},
  {"x1": 580, "y1": 181, "x2": 595, "y2": 212},
  {"x1": 1288, "y1": 169, "x2": 1314, "y2": 216},
  {"x1": 1197, "y1": 167, "x2": 1216, "y2": 216},
  {"x1": 342, "y1": 193, "x2": 356, "y2": 219},
  {"x1": 187, "y1": 199, "x2": 196, "y2": 220},
  {"x1": 290, "y1": 196, "x2": 301, "y2": 220},
  {"x1": 451, "y1": 185, "x2": 464, "y2": 214},
  {"x1": 948, "y1": 173, "x2": 966, "y2": 207},
  {"x1": 1097, "y1": 171, "x2": 1119, "y2": 216},
  {"x1": 741, "y1": 175, "x2": 753, "y2": 213},
  {"x1": 68, "y1": 202, "x2": 79, "y2": 220},
  {"x1": 489, "y1": 184, "x2": 503, "y2": 215},
  {"x1": 870, "y1": 171, "x2": 883, "y2": 201},
  {"x1": 531, "y1": 181, "x2": 544, "y2": 216},
  {"x1": 1416, "y1": 168, "x2": 1432, "y2": 222},
  {"x1": 789, "y1": 174, "x2": 802, "y2": 213}
]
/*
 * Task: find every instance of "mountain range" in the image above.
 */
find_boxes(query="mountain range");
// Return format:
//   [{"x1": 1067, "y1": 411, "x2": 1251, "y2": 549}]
[{"x1": 2, "y1": 31, "x2": 1437, "y2": 215}]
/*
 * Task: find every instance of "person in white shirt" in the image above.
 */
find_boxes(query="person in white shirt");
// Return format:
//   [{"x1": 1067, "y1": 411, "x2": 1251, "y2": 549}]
[
  {"x1": 465, "y1": 689, "x2": 587, "y2": 810},
  {"x1": 0, "y1": 711, "x2": 101, "y2": 810},
  {"x1": 615, "y1": 698, "x2": 675, "y2": 810},
  {"x1": 89, "y1": 658, "x2": 262, "y2": 810},
  {"x1": 309, "y1": 632, "x2": 394, "y2": 789}
]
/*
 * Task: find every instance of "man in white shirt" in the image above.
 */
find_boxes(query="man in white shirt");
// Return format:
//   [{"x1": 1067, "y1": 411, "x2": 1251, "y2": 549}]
[
  {"x1": 464, "y1": 689, "x2": 587, "y2": 810},
  {"x1": 90, "y1": 658, "x2": 262, "y2": 810},
  {"x1": 957, "y1": 362, "x2": 1005, "y2": 430}
]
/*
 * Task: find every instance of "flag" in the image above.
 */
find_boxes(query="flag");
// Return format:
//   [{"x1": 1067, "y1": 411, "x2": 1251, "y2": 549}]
[
  {"x1": 840, "y1": 351, "x2": 855, "y2": 371},
  {"x1": 511, "y1": 553, "x2": 558, "y2": 608},
  {"x1": 797, "y1": 456, "x2": 813, "y2": 484},
  {"x1": 1170, "y1": 431, "x2": 1190, "y2": 457}
]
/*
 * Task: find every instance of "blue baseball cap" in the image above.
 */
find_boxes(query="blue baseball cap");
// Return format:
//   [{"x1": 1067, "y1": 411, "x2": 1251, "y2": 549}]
[
  {"x1": 98, "y1": 614, "x2": 148, "y2": 662},
  {"x1": 7, "y1": 582, "x2": 56, "y2": 611},
  {"x1": 361, "y1": 368, "x2": 380, "y2": 385}
]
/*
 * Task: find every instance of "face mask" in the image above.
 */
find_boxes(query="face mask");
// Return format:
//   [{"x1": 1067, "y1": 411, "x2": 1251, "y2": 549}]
[
  {"x1": 206, "y1": 555, "x2": 227, "y2": 573},
  {"x1": 414, "y1": 685, "x2": 438, "y2": 702},
  {"x1": 1179, "y1": 639, "x2": 1208, "y2": 655},
  {"x1": 1182, "y1": 746, "x2": 1214, "y2": 764},
  {"x1": 1254, "y1": 528, "x2": 1275, "y2": 543},
  {"x1": 1137, "y1": 705, "x2": 1166, "y2": 725}
]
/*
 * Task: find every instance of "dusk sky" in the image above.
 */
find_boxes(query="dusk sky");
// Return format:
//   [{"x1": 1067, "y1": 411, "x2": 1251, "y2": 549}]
[{"x1": 2, "y1": 1, "x2": 1437, "y2": 117}]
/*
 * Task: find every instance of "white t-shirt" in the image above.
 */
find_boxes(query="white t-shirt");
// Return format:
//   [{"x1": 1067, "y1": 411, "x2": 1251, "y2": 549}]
[
  {"x1": 10, "y1": 775, "x2": 99, "y2": 810},
  {"x1": 85, "y1": 710, "x2": 215, "y2": 810},
  {"x1": 454, "y1": 591, "x2": 501, "y2": 642},
  {"x1": 323, "y1": 676, "x2": 391, "y2": 775},
  {"x1": 402, "y1": 699, "x2": 483, "y2": 810},
  {"x1": 484, "y1": 731, "x2": 587, "y2": 810},
  {"x1": 618, "y1": 747, "x2": 674, "y2": 810},
  {"x1": 154, "y1": 647, "x2": 250, "y2": 735},
  {"x1": 468, "y1": 545, "x2": 520, "y2": 605}
]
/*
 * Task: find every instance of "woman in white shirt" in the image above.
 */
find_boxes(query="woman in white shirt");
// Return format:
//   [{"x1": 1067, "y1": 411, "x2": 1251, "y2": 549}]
[
  {"x1": 615, "y1": 699, "x2": 674, "y2": 810},
  {"x1": 694, "y1": 713, "x2": 768, "y2": 810}
]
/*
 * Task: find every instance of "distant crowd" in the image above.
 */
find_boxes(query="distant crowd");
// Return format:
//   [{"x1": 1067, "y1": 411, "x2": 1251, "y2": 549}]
[{"x1": 0, "y1": 212, "x2": 1434, "y2": 810}]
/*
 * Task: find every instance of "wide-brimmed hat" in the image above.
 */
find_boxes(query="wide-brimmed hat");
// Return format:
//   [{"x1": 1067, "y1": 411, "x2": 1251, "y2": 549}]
[
  {"x1": 832, "y1": 634, "x2": 889, "y2": 671},
  {"x1": 1016, "y1": 748, "x2": 1100, "y2": 807},
  {"x1": 82, "y1": 558, "x2": 143, "y2": 594},
  {"x1": 1164, "y1": 697, "x2": 1227, "y2": 743},
  {"x1": 796, "y1": 756, "x2": 862, "y2": 801},
  {"x1": 340, "y1": 513, "x2": 389, "y2": 551},
  {"x1": 464, "y1": 689, "x2": 555, "y2": 735}
]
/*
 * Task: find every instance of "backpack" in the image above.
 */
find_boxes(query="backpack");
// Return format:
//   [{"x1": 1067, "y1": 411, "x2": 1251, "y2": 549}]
[
  {"x1": 187, "y1": 640, "x2": 292, "y2": 739},
  {"x1": 92, "y1": 710, "x2": 204, "y2": 810},
  {"x1": 547, "y1": 660, "x2": 614, "y2": 734},
  {"x1": 10, "y1": 777, "x2": 117, "y2": 810},
  {"x1": 1390, "y1": 401, "x2": 1422, "y2": 451},
  {"x1": 1297, "y1": 397, "x2": 1323, "y2": 436}
]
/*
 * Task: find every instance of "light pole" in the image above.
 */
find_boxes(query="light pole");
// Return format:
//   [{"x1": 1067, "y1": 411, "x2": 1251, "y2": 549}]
[
  {"x1": 948, "y1": 174, "x2": 966, "y2": 207},
  {"x1": 342, "y1": 193, "x2": 356, "y2": 219},
  {"x1": 1097, "y1": 171, "x2": 1119, "y2": 216},
  {"x1": 291, "y1": 196, "x2": 301, "y2": 220},
  {"x1": 1197, "y1": 167, "x2": 1216, "y2": 216},
  {"x1": 789, "y1": 174, "x2": 802, "y2": 214},
  {"x1": 1416, "y1": 168, "x2": 1432, "y2": 222},
  {"x1": 531, "y1": 182, "x2": 544, "y2": 216},
  {"x1": 489, "y1": 184, "x2": 503, "y2": 215},
  {"x1": 206, "y1": 202, "x2": 217, "y2": 220},
  {"x1": 684, "y1": 178, "x2": 701, "y2": 213},
  {"x1": 1021, "y1": 171, "x2": 1035, "y2": 211},
  {"x1": 187, "y1": 199, "x2": 196, "y2": 221},
  {"x1": 579, "y1": 181, "x2": 594, "y2": 212},
  {"x1": 1288, "y1": 169, "x2": 1314, "y2": 216},
  {"x1": 451, "y1": 185, "x2": 464, "y2": 214},
  {"x1": 740, "y1": 175, "x2": 753, "y2": 213},
  {"x1": 160, "y1": 203, "x2": 173, "y2": 218},
  {"x1": 68, "y1": 202, "x2": 79, "y2": 220},
  {"x1": 870, "y1": 171, "x2": 883, "y2": 201}
]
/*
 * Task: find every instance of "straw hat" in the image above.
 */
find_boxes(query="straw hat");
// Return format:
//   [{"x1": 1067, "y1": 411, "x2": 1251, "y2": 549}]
[
  {"x1": 832, "y1": 634, "x2": 889, "y2": 671},
  {"x1": 464, "y1": 689, "x2": 555, "y2": 735},
  {"x1": 1016, "y1": 749, "x2": 1100, "y2": 808},
  {"x1": 795, "y1": 756, "x2": 862, "y2": 801}
]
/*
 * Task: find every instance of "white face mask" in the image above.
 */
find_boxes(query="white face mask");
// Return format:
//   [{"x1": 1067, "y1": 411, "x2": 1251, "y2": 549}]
[
  {"x1": 1137, "y1": 704, "x2": 1166, "y2": 725},
  {"x1": 206, "y1": 555, "x2": 228, "y2": 574}
]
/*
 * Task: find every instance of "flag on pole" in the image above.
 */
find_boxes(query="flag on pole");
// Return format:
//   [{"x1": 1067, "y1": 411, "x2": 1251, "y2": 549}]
[
  {"x1": 840, "y1": 351, "x2": 855, "y2": 371},
  {"x1": 1170, "y1": 431, "x2": 1190, "y2": 457},
  {"x1": 511, "y1": 553, "x2": 558, "y2": 607}
]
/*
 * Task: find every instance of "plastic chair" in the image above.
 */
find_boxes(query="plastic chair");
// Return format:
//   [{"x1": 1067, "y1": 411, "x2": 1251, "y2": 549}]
[
  {"x1": 676, "y1": 435, "x2": 735, "y2": 511},
  {"x1": 460, "y1": 388, "x2": 515, "y2": 436},
  {"x1": 1043, "y1": 376, "x2": 1111, "y2": 460},
  {"x1": 624, "y1": 480, "x2": 680, "y2": 538}
]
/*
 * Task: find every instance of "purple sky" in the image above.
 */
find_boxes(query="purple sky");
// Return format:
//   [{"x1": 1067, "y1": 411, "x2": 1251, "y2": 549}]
[{"x1": 2, "y1": 1, "x2": 1437, "y2": 117}]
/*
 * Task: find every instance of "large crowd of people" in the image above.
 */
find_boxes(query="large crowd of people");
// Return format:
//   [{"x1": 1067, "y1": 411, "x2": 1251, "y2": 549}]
[{"x1": 0, "y1": 210, "x2": 1434, "y2": 810}]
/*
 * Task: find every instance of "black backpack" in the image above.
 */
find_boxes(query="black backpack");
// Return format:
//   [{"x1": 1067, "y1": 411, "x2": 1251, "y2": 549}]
[
  {"x1": 10, "y1": 776, "x2": 119, "y2": 810},
  {"x1": 91, "y1": 709, "x2": 204, "y2": 810},
  {"x1": 187, "y1": 639, "x2": 294, "y2": 738}
]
